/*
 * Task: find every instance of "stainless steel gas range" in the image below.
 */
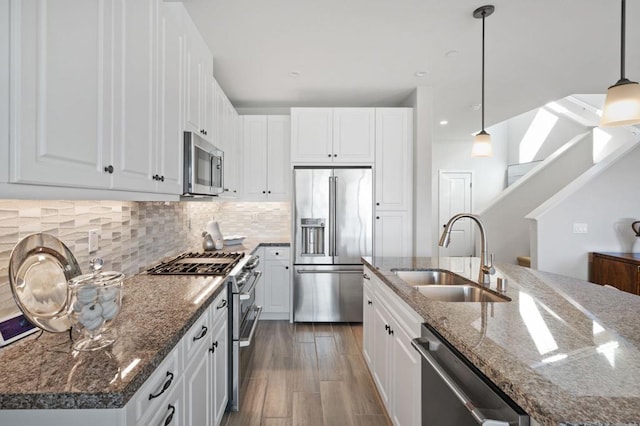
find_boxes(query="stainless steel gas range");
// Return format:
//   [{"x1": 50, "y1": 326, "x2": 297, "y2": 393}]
[{"x1": 147, "y1": 250, "x2": 262, "y2": 412}]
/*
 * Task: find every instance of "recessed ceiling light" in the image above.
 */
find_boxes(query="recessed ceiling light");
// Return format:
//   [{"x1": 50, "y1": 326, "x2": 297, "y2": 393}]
[
  {"x1": 289, "y1": 71, "x2": 300, "y2": 78},
  {"x1": 440, "y1": 120, "x2": 448, "y2": 125},
  {"x1": 415, "y1": 71, "x2": 427, "y2": 77},
  {"x1": 445, "y1": 50, "x2": 459, "y2": 58}
]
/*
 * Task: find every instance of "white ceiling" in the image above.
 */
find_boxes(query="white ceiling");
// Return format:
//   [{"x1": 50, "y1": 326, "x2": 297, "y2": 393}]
[{"x1": 184, "y1": 0, "x2": 640, "y2": 140}]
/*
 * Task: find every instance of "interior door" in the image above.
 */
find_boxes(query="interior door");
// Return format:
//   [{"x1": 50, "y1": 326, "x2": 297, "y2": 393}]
[{"x1": 438, "y1": 172, "x2": 473, "y2": 256}]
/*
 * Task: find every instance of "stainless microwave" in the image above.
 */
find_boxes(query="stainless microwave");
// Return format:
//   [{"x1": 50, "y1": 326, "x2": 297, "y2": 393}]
[{"x1": 183, "y1": 131, "x2": 224, "y2": 196}]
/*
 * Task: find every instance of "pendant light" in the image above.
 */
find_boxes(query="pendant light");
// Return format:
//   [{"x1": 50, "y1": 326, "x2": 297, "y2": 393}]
[
  {"x1": 472, "y1": 5, "x2": 495, "y2": 157},
  {"x1": 601, "y1": 0, "x2": 640, "y2": 127}
]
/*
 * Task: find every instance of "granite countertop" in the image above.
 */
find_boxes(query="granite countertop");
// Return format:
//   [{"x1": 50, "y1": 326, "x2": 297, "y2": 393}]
[
  {"x1": 363, "y1": 256, "x2": 640, "y2": 426},
  {"x1": 0, "y1": 240, "x2": 289, "y2": 410}
]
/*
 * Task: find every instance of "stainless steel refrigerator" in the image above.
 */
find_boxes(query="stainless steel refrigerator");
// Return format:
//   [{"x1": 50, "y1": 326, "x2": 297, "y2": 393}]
[{"x1": 293, "y1": 167, "x2": 372, "y2": 322}]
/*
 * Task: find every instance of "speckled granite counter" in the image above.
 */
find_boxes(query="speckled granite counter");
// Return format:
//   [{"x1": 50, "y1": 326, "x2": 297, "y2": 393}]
[
  {"x1": 363, "y1": 256, "x2": 640, "y2": 426},
  {"x1": 0, "y1": 240, "x2": 289, "y2": 410}
]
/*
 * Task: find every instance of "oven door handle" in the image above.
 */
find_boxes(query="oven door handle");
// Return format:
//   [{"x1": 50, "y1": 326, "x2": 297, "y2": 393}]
[
  {"x1": 411, "y1": 338, "x2": 509, "y2": 426},
  {"x1": 239, "y1": 305, "x2": 263, "y2": 348},
  {"x1": 296, "y1": 269, "x2": 363, "y2": 274},
  {"x1": 239, "y1": 270, "x2": 262, "y2": 301}
]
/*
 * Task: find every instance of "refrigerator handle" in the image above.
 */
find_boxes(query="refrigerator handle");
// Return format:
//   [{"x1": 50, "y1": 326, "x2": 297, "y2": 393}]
[
  {"x1": 328, "y1": 176, "x2": 335, "y2": 257},
  {"x1": 333, "y1": 176, "x2": 338, "y2": 256}
]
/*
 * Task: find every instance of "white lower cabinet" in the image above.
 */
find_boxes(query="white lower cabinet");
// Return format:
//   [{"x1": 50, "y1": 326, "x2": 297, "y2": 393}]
[
  {"x1": 362, "y1": 266, "x2": 421, "y2": 426},
  {"x1": 256, "y1": 247, "x2": 291, "y2": 320},
  {"x1": 374, "y1": 210, "x2": 411, "y2": 258},
  {"x1": 211, "y1": 302, "x2": 229, "y2": 426}
]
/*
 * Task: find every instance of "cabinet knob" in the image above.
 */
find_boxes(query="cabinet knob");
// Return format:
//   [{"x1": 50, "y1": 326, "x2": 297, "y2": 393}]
[
  {"x1": 363, "y1": 273, "x2": 370, "y2": 280},
  {"x1": 160, "y1": 175, "x2": 165, "y2": 182},
  {"x1": 104, "y1": 165, "x2": 114, "y2": 174},
  {"x1": 262, "y1": 190, "x2": 266, "y2": 194},
  {"x1": 209, "y1": 341, "x2": 218, "y2": 353},
  {"x1": 384, "y1": 324, "x2": 390, "y2": 332},
  {"x1": 268, "y1": 190, "x2": 271, "y2": 194},
  {"x1": 367, "y1": 300, "x2": 372, "y2": 305},
  {"x1": 376, "y1": 202, "x2": 380, "y2": 206},
  {"x1": 285, "y1": 266, "x2": 289, "y2": 270},
  {"x1": 152, "y1": 174, "x2": 159, "y2": 181},
  {"x1": 376, "y1": 216, "x2": 380, "y2": 220},
  {"x1": 164, "y1": 404, "x2": 175, "y2": 426},
  {"x1": 327, "y1": 154, "x2": 332, "y2": 157},
  {"x1": 334, "y1": 154, "x2": 337, "y2": 157}
]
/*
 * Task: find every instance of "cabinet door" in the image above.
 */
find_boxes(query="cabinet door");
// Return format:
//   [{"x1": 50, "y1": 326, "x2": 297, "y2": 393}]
[
  {"x1": 290, "y1": 108, "x2": 333, "y2": 164},
  {"x1": 111, "y1": 0, "x2": 156, "y2": 192},
  {"x1": 374, "y1": 210, "x2": 411, "y2": 258},
  {"x1": 333, "y1": 108, "x2": 375, "y2": 163},
  {"x1": 242, "y1": 116, "x2": 268, "y2": 200},
  {"x1": 264, "y1": 260, "x2": 290, "y2": 314},
  {"x1": 390, "y1": 318, "x2": 421, "y2": 426},
  {"x1": 184, "y1": 14, "x2": 211, "y2": 135},
  {"x1": 375, "y1": 108, "x2": 412, "y2": 210},
  {"x1": 211, "y1": 313, "x2": 229, "y2": 426},
  {"x1": 591, "y1": 254, "x2": 640, "y2": 295},
  {"x1": 371, "y1": 298, "x2": 392, "y2": 409},
  {"x1": 201, "y1": 75, "x2": 215, "y2": 142},
  {"x1": 362, "y1": 275, "x2": 375, "y2": 368},
  {"x1": 156, "y1": 2, "x2": 184, "y2": 195},
  {"x1": 266, "y1": 115, "x2": 291, "y2": 201},
  {"x1": 223, "y1": 109, "x2": 242, "y2": 196},
  {"x1": 184, "y1": 345, "x2": 211, "y2": 426},
  {"x1": 9, "y1": 0, "x2": 112, "y2": 189}
]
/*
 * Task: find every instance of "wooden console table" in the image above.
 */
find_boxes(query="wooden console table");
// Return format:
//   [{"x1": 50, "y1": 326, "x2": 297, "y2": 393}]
[{"x1": 589, "y1": 252, "x2": 640, "y2": 295}]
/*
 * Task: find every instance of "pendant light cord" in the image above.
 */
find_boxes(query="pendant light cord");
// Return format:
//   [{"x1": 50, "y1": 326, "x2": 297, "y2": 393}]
[
  {"x1": 621, "y1": 0, "x2": 626, "y2": 80},
  {"x1": 481, "y1": 9, "x2": 486, "y2": 131}
]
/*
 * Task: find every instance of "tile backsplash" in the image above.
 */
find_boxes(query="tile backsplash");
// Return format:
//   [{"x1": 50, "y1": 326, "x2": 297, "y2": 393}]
[{"x1": 0, "y1": 199, "x2": 290, "y2": 316}]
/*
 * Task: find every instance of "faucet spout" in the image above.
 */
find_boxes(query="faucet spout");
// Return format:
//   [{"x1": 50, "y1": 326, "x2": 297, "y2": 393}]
[{"x1": 439, "y1": 213, "x2": 495, "y2": 285}]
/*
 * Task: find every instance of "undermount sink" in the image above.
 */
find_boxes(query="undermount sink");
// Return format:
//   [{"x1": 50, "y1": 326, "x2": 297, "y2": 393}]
[
  {"x1": 392, "y1": 269, "x2": 471, "y2": 286},
  {"x1": 414, "y1": 285, "x2": 509, "y2": 302},
  {"x1": 392, "y1": 269, "x2": 510, "y2": 302}
]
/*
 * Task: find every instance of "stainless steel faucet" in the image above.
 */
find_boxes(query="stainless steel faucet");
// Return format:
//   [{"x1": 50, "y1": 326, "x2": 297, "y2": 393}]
[{"x1": 439, "y1": 213, "x2": 495, "y2": 285}]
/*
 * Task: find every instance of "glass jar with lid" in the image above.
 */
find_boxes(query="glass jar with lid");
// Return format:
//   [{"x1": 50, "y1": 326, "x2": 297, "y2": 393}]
[{"x1": 67, "y1": 258, "x2": 124, "y2": 351}]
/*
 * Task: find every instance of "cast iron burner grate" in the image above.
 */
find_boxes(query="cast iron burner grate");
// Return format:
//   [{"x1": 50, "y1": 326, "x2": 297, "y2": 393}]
[{"x1": 147, "y1": 251, "x2": 245, "y2": 276}]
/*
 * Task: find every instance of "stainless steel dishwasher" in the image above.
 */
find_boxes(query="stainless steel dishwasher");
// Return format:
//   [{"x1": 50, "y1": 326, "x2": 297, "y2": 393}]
[{"x1": 412, "y1": 324, "x2": 529, "y2": 425}]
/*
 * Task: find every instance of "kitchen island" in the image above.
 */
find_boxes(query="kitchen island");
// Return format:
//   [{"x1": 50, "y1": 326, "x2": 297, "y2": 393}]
[{"x1": 363, "y1": 256, "x2": 640, "y2": 426}]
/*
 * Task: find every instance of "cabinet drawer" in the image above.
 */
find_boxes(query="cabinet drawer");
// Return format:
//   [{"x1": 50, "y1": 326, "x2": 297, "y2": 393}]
[
  {"x1": 264, "y1": 247, "x2": 290, "y2": 261},
  {"x1": 212, "y1": 289, "x2": 229, "y2": 325},
  {"x1": 129, "y1": 344, "x2": 182, "y2": 423},
  {"x1": 184, "y1": 309, "x2": 211, "y2": 366}
]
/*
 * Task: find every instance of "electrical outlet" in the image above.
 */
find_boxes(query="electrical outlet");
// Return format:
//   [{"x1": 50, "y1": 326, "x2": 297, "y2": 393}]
[
  {"x1": 88, "y1": 229, "x2": 100, "y2": 253},
  {"x1": 572, "y1": 223, "x2": 588, "y2": 234}
]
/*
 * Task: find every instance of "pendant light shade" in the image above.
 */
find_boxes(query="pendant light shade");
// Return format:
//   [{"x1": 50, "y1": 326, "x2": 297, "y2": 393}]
[
  {"x1": 472, "y1": 130, "x2": 493, "y2": 157},
  {"x1": 472, "y1": 5, "x2": 495, "y2": 157},
  {"x1": 601, "y1": 0, "x2": 640, "y2": 127}
]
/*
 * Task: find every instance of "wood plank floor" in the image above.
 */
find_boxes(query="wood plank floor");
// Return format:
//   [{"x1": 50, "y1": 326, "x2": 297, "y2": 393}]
[{"x1": 222, "y1": 321, "x2": 391, "y2": 426}]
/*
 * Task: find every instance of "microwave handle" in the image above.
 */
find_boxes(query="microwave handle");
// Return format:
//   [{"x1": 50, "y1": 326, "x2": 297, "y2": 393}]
[{"x1": 210, "y1": 156, "x2": 214, "y2": 189}]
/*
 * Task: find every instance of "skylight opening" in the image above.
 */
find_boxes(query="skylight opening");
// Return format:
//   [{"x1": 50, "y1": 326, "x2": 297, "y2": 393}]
[
  {"x1": 592, "y1": 127, "x2": 613, "y2": 163},
  {"x1": 519, "y1": 108, "x2": 559, "y2": 163}
]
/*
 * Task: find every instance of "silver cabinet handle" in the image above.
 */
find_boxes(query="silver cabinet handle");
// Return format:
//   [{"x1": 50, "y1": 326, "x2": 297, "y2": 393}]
[
  {"x1": 411, "y1": 338, "x2": 509, "y2": 426},
  {"x1": 363, "y1": 273, "x2": 370, "y2": 280},
  {"x1": 239, "y1": 305, "x2": 263, "y2": 348},
  {"x1": 297, "y1": 269, "x2": 363, "y2": 274}
]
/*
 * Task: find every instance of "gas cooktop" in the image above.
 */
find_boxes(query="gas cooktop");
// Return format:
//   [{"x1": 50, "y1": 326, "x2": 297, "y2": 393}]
[{"x1": 147, "y1": 252, "x2": 245, "y2": 276}]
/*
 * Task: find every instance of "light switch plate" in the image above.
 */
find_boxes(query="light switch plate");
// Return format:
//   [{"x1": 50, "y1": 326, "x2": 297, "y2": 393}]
[
  {"x1": 88, "y1": 229, "x2": 99, "y2": 253},
  {"x1": 572, "y1": 223, "x2": 588, "y2": 234}
]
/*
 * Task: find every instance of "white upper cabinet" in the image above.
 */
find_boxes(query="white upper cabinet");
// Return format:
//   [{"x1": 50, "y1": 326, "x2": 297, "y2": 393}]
[
  {"x1": 333, "y1": 108, "x2": 375, "y2": 163},
  {"x1": 184, "y1": 12, "x2": 213, "y2": 140},
  {"x1": 8, "y1": 0, "x2": 186, "y2": 196},
  {"x1": 9, "y1": 0, "x2": 113, "y2": 189},
  {"x1": 375, "y1": 108, "x2": 412, "y2": 210},
  {"x1": 242, "y1": 115, "x2": 290, "y2": 201},
  {"x1": 155, "y1": 1, "x2": 184, "y2": 194},
  {"x1": 291, "y1": 108, "x2": 375, "y2": 164},
  {"x1": 111, "y1": 0, "x2": 157, "y2": 193}
]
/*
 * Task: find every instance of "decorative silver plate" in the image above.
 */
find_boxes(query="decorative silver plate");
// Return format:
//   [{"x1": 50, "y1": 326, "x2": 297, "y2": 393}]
[{"x1": 8, "y1": 233, "x2": 82, "y2": 333}]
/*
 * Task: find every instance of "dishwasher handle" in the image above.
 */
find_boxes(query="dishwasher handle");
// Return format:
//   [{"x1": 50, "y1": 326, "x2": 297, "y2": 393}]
[{"x1": 411, "y1": 338, "x2": 509, "y2": 426}]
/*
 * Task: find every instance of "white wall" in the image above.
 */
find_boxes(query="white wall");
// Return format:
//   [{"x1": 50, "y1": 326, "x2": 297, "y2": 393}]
[
  {"x1": 402, "y1": 87, "x2": 433, "y2": 256},
  {"x1": 528, "y1": 139, "x2": 640, "y2": 280},
  {"x1": 479, "y1": 132, "x2": 593, "y2": 265}
]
